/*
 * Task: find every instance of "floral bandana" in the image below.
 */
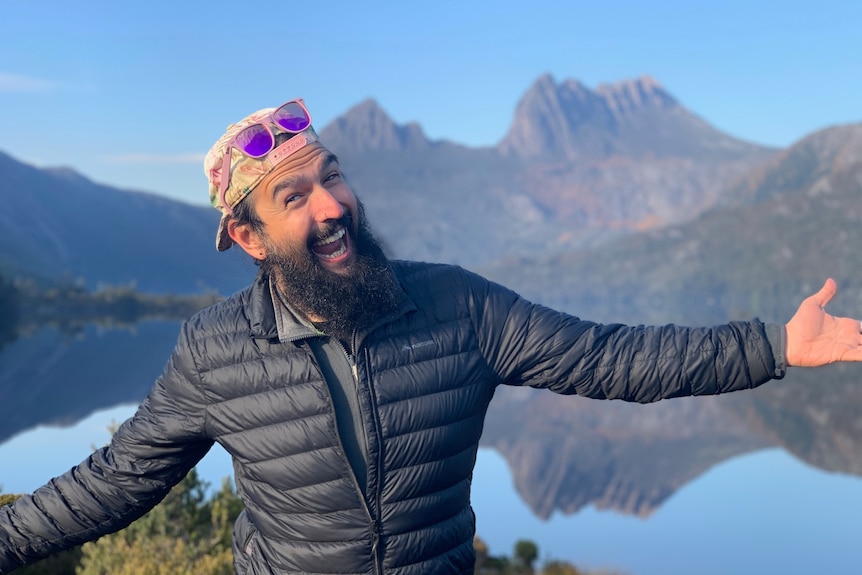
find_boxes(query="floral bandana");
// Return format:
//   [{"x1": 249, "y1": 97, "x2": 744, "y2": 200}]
[{"x1": 204, "y1": 104, "x2": 319, "y2": 251}]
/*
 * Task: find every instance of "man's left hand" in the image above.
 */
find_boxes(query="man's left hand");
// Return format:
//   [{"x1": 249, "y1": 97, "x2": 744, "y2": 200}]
[{"x1": 785, "y1": 278, "x2": 862, "y2": 367}]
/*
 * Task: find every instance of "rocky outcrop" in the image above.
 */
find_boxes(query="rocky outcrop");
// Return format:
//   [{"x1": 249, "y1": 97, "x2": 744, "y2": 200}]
[
  {"x1": 319, "y1": 99, "x2": 430, "y2": 153},
  {"x1": 497, "y1": 74, "x2": 775, "y2": 163}
]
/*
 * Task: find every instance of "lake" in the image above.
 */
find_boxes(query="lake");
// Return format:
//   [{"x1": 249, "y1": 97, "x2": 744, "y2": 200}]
[{"x1": 1, "y1": 323, "x2": 861, "y2": 574}]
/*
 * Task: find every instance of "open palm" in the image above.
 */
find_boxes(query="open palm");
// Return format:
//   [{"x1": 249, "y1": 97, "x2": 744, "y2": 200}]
[{"x1": 785, "y1": 278, "x2": 862, "y2": 367}]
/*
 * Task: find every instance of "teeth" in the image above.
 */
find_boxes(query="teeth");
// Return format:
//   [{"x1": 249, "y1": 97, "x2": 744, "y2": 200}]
[
  {"x1": 321, "y1": 243, "x2": 347, "y2": 259},
  {"x1": 314, "y1": 227, "x2": 345, "y2": 246},
  {"x1": 313, "y1": 227, "x2": 348, "y2": 260}
]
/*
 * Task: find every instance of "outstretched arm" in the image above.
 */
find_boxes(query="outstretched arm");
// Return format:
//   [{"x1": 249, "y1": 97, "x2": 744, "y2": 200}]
[
  {"x1": 0, "y1": 323, "x2": 213, "y2": 572},
  {"x1": 785, "y1": 278, "x2": 862, "y2": 366}
]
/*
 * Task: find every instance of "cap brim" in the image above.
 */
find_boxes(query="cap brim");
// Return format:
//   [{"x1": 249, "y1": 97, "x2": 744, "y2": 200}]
[{"x1": 215, "y1": 212, "x2": 234, "y2": 251}]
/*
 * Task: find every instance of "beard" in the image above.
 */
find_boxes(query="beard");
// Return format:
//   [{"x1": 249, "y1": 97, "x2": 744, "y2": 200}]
[{"x1": 259, "y1": 202, "x2": 401, "y2": 344}]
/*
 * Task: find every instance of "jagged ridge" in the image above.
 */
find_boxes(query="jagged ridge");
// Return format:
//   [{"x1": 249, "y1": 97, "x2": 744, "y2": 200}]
[{"x1": 497, "y1": 73, "x2": 773, "y2": 162}]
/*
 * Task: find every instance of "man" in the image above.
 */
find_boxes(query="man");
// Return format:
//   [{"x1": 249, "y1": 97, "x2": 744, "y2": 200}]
[{"x1": 2, "y1": 98, "x2": 861, "y2": 575}]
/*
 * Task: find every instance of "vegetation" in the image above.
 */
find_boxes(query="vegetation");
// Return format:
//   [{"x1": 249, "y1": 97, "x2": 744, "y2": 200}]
[
  {"x1": 13, "y1": 278, "x2": 223, "y2": 336},
  {"x1": 474, "y1": 535, "x2": 626, "y2": 575},
  {"x1": 2, "y1": 476, "x2": 623, "y2": 575},
  {"x1": 1, "y1": 469, "x2": 243, "y2": 575},
  {"x1": 76, "y1": 469, "x2": 242, "y2": 575},
  {"x1": 0, "y1": 268, "x2": 223, "y2": 351}
]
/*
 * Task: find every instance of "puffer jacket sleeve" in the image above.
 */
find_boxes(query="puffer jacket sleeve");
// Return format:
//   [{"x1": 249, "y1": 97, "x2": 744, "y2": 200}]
[
  {"x1": 465, "y1": 269, "x2": 785, "y2": 402},
  {"x1": 0, "y1": 321, "x2": 213, "y2": 572}
]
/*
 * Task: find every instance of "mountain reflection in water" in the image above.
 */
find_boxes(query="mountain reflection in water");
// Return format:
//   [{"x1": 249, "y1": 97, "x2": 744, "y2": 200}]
[
  {"x1": 0, "y1": 322, "x2": 181, "y2": 444},
  {"x1": 482, "y1": 362, "x2": 862, "y2": 519}
]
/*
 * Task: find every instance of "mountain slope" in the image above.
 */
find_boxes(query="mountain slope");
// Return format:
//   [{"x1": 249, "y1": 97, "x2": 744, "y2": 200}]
[
  {"x1": 719, "y1": 122, "x2": 862, "y2": 205},
  {"x1": 481, "y1": 123, "x2": 862, "y2": 325},
  {"x1": 0, "y1": 152, "x2": 254, "y2": 294}
]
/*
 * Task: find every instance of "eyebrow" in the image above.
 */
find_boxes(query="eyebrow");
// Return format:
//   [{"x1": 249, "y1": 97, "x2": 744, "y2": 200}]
[{"x1": 270, "y1": 153, "x2": 340, "y2": 200}]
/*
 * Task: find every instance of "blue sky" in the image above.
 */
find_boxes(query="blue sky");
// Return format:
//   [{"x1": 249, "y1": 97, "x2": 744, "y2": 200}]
[{"x1": 1, "y1": 0, "x2": 860, "y2": 206}]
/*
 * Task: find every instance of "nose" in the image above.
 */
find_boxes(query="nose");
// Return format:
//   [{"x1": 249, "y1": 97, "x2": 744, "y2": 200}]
[{"x1": 310, "y1": 185, "x2": 345, "y2": 222}]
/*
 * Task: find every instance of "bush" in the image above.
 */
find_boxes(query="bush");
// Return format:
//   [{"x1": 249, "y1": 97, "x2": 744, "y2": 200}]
[{"x1": 0, "y1": 469, "x2": 243, "y2": 575}]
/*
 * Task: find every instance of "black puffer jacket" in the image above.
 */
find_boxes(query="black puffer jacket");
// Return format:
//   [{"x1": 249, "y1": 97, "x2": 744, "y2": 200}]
[{"x1": 0, "y1": 262, "x2": 785, "y2": 574}]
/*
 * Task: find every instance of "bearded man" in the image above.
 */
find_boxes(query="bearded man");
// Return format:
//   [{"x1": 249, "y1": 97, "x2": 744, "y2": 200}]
[{"x1": 2, "y1": 99, "x2": 862, "y2": 575}]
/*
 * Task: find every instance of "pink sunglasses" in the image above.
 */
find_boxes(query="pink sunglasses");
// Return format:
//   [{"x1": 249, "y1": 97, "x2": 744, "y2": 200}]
[{"x1": 218, "y1": 99, "x2": 313, "y2": 215}]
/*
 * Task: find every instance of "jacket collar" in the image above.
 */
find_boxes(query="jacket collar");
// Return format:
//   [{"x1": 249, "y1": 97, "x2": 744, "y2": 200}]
[
  {"x1": 248, "y1": 270, "x2": 280, "y2": 340},
  {"x1": 247, "y1": 265, "x2": 416, "y2": 342}
]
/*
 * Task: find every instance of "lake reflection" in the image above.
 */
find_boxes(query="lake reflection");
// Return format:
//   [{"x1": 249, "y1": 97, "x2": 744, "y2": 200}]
[
  {"x1": 3, "y1": 406, "x2": 860, "y2": 575},
  {"x1": 0, "y1": 322, "x2": 181, "y2": 444},
  {"x1": 2, "y1": 322, "x2": 862, "y2": 574}
]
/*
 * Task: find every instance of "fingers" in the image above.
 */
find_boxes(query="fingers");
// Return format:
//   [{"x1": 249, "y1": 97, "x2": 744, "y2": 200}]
[{"x1": 812, "y1": 278, "x2": 837, "y2": 308}]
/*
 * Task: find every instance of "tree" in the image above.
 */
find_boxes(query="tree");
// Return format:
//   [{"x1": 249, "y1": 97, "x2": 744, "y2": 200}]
[
  {"x1": 0, "y1": 494, "x2": 18, "y2": 507},
  {"x1": 514, "y1": 539, "x2": 539, "y2": 574},
  {"x1": 474, "y1": 536, "x2": 490, "y2": 572},
  {"x1": 76, "y1": 470, "x2": 243, "y2": 575}
]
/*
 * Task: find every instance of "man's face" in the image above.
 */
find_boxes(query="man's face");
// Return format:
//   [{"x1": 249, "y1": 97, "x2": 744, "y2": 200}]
[
  {"x1": 246, "y1": 144, "x2": 360, "y2": 276},
  {"x1": 228, "y1": 144, "x2": 399, "y2": 338}
]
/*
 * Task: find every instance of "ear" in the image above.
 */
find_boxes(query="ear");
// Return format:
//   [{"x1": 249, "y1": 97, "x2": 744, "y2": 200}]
[{"x1": 227, "y1": 220, "x2": 268, "y2": 260}]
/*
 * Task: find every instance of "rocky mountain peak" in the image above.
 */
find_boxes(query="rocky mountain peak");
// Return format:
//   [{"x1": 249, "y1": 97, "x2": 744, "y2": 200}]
[
  {"x1": 595, "y1": 75, "x2": 678, "y2": 117},
  {"x1": 319, "y1": 98, "x2": 430, "y2": 154},
  {"x1": 498, "y1": 74, "x2": 764, "y2": 163}
]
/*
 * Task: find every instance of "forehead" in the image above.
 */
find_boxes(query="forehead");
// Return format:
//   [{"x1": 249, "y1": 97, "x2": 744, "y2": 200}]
[
  {"x1": 260, "y1": 144, "x2": 335, "y2": 185},
  {"x1": 242, "y1": 144, "x2": 336, "y2": 211}
]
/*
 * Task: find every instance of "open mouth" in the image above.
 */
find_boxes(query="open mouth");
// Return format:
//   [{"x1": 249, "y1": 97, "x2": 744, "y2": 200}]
[{"x1": 311, "y1": 227, "x2": 349, "y2": 260}]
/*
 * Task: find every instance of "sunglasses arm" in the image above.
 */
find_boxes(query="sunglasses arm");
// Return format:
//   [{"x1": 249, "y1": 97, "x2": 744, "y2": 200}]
[{"x1": 218, "y1": 148, "x2": 236, "y2": 217}]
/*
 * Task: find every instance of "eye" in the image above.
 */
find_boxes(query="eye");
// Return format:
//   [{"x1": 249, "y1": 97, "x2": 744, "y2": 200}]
[
  {"x1": 324, "y1": 170, "x2": 342, "y2": 184},
  {"x1": 284, "y1": 193, "x2": 302, "y2": 205}
]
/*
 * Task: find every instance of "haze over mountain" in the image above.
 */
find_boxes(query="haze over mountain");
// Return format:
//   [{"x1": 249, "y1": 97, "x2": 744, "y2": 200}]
[{"x1": 2, "y1": 74, "x2": 861, "y2": 520}]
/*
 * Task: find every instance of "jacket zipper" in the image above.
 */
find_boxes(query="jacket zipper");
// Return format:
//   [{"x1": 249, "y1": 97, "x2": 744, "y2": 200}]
[
  {"x1": 361, "y1": 344, "x2": 386, "y2": 575},
  {"x1": 328, "y1": 336, "x2": 384, "y2": 575}
]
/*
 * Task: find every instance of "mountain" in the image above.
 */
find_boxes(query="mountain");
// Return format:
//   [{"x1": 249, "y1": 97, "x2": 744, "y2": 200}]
[
  {"x1": 718, "y1": 121, "x2": 862, "y2": 206},
  {"x1": 481, "y1": 123, "x2": 862, "y2": 325},
  {"x1": 498, "y1": 74, "x2": 767, "y2": 162},
  {"x1": 319, "y1": 99, "x2": 432, "y2": 152},
  {"x1": 0, "y1": 151, "x2": 254, "y2": 294},
  {"x1": 477, "y1": 123, "x2": 862, "y2": 518},
  {"x1": 4, "y1": 75, "x2": 860, "y2": 521},
  {"x1": 495, "y1": 74, "x2": 778, "y2": 231},
  {"x1": 317, "y1": 98, "x2": 569, "y2": 265},
  {"x1": 0, "y1": 76, "x2": 783, "y2": 282},
  {"x1": 320, "y1": 78, "x2": 778, "y2": 266}
]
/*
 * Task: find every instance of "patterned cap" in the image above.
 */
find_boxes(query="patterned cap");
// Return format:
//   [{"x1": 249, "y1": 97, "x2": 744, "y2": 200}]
[{"x1": 204, "y1": 105, "x2": 319, "y2": 251}]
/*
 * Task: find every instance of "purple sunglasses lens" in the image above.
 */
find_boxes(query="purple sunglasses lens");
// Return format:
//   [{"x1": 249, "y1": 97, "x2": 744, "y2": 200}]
[
  {"x1": 272, "y1": 102, "x2": 311, "y2": 132},
  {"x1": 236, "y1": 124, "x2": 274, "y2": 157}
]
